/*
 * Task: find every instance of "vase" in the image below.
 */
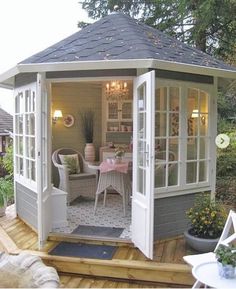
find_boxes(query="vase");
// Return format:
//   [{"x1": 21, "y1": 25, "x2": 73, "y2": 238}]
[
  {"x1": 184, "y1": 229, "x2": 219, "y2": 253},
  {"x1": 84, "y1": 143, "x2": 95, "y2": 162},
  {"x1": 217, "y1": 261, "x2": 235, "y2": 279}
]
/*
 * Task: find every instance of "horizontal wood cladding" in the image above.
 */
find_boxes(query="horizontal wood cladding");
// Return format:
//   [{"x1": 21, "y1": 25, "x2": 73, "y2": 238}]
[
  {"x1": 154, "y1": 193, "x2": 196, "y2": 240},
  {"x1": 47, "y1": 69, "x2": 137, "y2": 79},
  {"x1": 15, "y1": 73, "x2": 37, "y2": 87},
  {"x1": 154, "y1": 69, "x2": 214, "y2": 84},
  {"x1": 15, "y1": 182, "x2": 38, "y2": 230}
]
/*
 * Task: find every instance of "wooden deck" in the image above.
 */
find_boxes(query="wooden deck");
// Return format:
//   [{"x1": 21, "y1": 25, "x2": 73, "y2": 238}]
[{"x1": 0, "y1": 205, "x2": 195, "y2": 288}]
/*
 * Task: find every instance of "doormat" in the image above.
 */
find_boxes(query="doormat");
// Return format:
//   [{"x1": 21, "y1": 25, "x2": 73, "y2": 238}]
[
  {"x1": 49, "y1": 242, "x2": 117, "y2": 259},
  {"x1": 72, "y1": 225, "x2": 124, "y2": 238}
]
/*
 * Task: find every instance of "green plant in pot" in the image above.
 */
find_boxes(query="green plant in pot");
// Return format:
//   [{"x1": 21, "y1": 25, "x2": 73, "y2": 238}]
[
  {"x1": 184, "y1": 193, "x2": 227, "y2": 252},
  {"x1": 215, "y1": 244, "x2": 236, "y2": 278},
  {"x1": 0, "y1": 177, "x2": 14, "y2": 217}
]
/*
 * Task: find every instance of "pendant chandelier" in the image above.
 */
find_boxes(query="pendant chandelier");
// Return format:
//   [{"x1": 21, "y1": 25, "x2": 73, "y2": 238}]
[{"x1": 105, "y1": 81, "x2": 129, "y2": 101}]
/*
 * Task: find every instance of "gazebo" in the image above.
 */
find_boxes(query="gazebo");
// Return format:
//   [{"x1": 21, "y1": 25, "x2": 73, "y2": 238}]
[{"x1": 0, "y1": 12, "x2": 235, "y2": 258}]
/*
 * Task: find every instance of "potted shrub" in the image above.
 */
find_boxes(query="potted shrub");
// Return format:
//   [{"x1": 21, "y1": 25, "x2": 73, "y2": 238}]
[
  {"x1": 0, "y1": 177, "x2": 13, "y2": 217},
  {"x1": 80, "y1": 110, "x2": 95, "y2": 162},
  {"x1": 184, "y1": 193, "x2": 227, "y2": 252},
  {"x1": 215, "y1": 244, "x2": 236, "y2": 278}
]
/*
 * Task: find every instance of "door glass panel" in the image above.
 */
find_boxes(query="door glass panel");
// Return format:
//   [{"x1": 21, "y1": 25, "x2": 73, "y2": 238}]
[
  {"x1": 15, "y1": 92, "x2": 24, "y2": 113},
  {"x1": 186, "y1": 162, "x2": 197, "y2": 183},
  {"x1": 155, "y1": 112, "x2": 167, "y2": 137},
  {"x1": 200, "y1": 114, "x2": 208, "y2": 136},
  {"x1": 138, "y1": 140, "x2": 146, "y2": 166},
  {"x1": 139, "y1": 113, "x2": 146, "y2": 139},
  {"x1": 15, "y1": 115, "x2": 23, "y2": 134},
  {"x1": 26, "y1": 114, "x2": 35, "y2": 135},
  {"x1": 137, "y1": 168, "x2": 146, "y2": 195},
  {"x1": 199, "y1": 161, "x2": 207, "y2": 182},
  {"x1": 155, "y1": 87, "x2": 167, "y2": 110},
  {"x1": 138, "y1": 84, "x2": 146, "y2": 111}
]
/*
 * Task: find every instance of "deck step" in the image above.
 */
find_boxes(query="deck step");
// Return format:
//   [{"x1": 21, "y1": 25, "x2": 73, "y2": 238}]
[{"x1": 28, "y1": 249, "x2": 194, "y2": 286}]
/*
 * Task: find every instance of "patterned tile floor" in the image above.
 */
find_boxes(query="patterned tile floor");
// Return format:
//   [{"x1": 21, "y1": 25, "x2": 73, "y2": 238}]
[{"x1": 53, "y1": 193, "x2": 132, "y2": 239}]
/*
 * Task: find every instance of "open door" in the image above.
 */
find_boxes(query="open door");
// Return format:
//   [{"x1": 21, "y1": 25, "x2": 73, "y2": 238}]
[
  {"x1": 36, "y1": 73, "x2": 52, "y2": 248},
  {"x1": 132, "y1": 70, "x2": 155, "y2": 259}
]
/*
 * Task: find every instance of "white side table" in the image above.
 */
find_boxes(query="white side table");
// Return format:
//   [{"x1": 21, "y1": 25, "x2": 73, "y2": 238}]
[{"x1": 192, "y1": 261, "x2": 236, "y2": 289}]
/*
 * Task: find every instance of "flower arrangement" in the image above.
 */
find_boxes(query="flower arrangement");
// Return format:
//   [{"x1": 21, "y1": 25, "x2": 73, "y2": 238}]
[
  {"x1": 115, "y1": 146, "x2": 125, "y2": 158},
  {"x1": 186, "y1": 193, "x2": 227, "y2": 239},
  {"x1": 216, "y1": 244, "x2": 236, "y2": 267}
]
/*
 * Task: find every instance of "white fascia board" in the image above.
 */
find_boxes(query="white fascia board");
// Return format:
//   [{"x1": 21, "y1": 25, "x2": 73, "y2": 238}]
[{"x1": 0, "y1": 59, "x2": 235, "y2": 88}]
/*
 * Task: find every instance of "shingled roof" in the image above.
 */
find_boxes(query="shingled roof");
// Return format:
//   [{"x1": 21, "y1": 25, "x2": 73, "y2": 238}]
[
  {"x1": 21, "y1": 12, "x2": 235, "y2": 72},
  {"x1": 0, "y1": 108, "x2": 13, "y2": 135}
]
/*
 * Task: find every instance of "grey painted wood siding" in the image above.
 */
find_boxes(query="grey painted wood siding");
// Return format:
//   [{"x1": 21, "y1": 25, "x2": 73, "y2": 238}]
[
  {"x1": 154, "y1": 193, "x2": 196, "y2": 240},
  {"x1": 15, "y1": 182, "x2": 38, "y2": 230}
]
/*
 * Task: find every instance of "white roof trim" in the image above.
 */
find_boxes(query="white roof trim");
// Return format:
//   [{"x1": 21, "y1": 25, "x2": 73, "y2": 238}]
[{"x1": 0, "y1": 58, "x2": 235, "y2": 88}]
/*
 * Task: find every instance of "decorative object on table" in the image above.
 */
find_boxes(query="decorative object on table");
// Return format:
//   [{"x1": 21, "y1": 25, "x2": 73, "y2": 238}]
[
  {"x1": 184, "y1": 193, "x2": 227, "y2": 252},
  {"x1": 0, "y1": 176, "x2": 13, "y2": 217},
  {"x1": 215, "y1": 244, "x2": 236, "y2": 279},
  {"x1": 63, "y1": 114, "x2": 75, "y2": 127},
  {"x1": 80, "y1": 110, "x2": 95, "y2": 162},
  {"x1": 114, "y1": 146, "x2": 125, "y2": 163}
]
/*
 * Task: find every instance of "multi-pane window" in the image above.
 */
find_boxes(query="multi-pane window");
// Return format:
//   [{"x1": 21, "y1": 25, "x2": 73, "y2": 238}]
[
  {"x1": 155, "y1": 84, "x2": 210, "y2": 191},
  {"x1": 15, "y1": 86, "x2": 36, "y2": 182}
]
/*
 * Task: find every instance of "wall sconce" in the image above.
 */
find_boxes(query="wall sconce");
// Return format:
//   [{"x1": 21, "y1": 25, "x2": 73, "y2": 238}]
[
  {"x1": 52, "y1": 110, "x2": 63, "y2": 124},
  {"x1": 191, "y1": 109, "x2": 205, "y2": 125}
]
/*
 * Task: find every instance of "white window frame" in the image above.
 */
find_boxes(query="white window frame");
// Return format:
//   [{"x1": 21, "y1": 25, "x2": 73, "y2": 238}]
[{"x1": 155, "y1": 79, "x2": 215, "y2": 198}]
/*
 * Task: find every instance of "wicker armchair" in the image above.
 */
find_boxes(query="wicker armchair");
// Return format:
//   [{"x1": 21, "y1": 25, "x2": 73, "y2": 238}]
[{"x1": 52, "y1": 148, "x2": 97, "y2": 204}]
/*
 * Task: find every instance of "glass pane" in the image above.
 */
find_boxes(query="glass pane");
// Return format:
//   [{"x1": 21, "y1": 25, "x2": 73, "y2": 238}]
[
  {"x1": 169, "y1": 113, "x2": 179, "y2": 136},
  {"x1": 138, "y1": 140, "x2": 146, "y2": 166},
  {"x1": 25, "y1": 90, "x2": 31, "y2": 113},
  {"x1": 155, "y1": 87, "x2": 167, "y2": 111},
  {"x1": 199, "y1": 161, "x2": 207, "y2": 182},
  {"x1": 187, "y1": 138, "x2": 198, "y2": 160},
  {"x1": 199, "y1": 138, "x2": 207, "y2": 159},
  {"x1": 108, "y1": 102, "x2": 118, "y2": 119},
  {"x1": 169, "y1": 87, "x2": 179, "y2": 111},
  {"x1": 168, "y1": 163, "x2": 178, "y2": 186},
  {"x1": 169, "y1": 141, "x2": 178, "y2": 160},
  {"x1": 200, "y1": 114, "x2": 208, "y2": 136},
  {"x1": 138, "y1": 113, "x2": 146, "y2": 139},
  {"x1": 189, "y1": 116, "x2": 198, "y2": 136},
  {"x1": 155, "y1": 162, "x2": 166, "y2": 188},
  {"x1": 26, "y1": 114, "x2": 35, "y2": 135},
  {"x1": 16, "y1": 157, "x2": 23, "y2": 175},
  {"x1": 15, "y1": 115, "x2": 23, "y2": 134},
  {"x1": 121, "y1": 102, "x2": 132, "y2": 119},
  {"x1": 19, "y1": 137, "x2": 23, "y2": 155},
  {"x1": 200, "y1": 91, "x2": 208, "y2": 113},
  {"x1": 26, "y1": 137, "x2": 35, "y2": 159},
  {"x1": 138, "y1": 84, "x2": 146, "y2": 111},
  {"x1": 15, "y1": 92, "x2": 24, "y2": 113},
  {"x1": 137, "y1": 168, "x2": 146, "y2": 195},
  {"x1": 32, "y1": 91, "x2": 36, "y2": 112},
  {"x1": 26, "y1": 160, "x2": 36, "y2": 181},
  {"x1": 155, "y1": 112, "x2": 166, "y2": 137},
  {"x1": 186, "y1": 162, "x2": 197, "y2": 184}
]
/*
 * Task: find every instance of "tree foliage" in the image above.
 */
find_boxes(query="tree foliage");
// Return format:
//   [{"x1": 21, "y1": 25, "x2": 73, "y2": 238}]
[{"x1": 80, "y1": 0, "x2": 236, "y2": 62}]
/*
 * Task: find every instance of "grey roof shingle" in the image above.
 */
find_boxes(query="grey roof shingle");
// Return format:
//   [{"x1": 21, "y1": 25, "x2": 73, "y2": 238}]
[
  {"x1": 0, "y1": 108, "x2": 13, "y2": 134},
  {"x1": 21, "y1": 12, "x2": 236, "y2": 72}
]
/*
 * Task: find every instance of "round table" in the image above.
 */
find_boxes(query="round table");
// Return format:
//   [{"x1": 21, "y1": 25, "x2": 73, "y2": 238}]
[{"x1": 192, "y1": 261, "x2": 236, "y2": 289}]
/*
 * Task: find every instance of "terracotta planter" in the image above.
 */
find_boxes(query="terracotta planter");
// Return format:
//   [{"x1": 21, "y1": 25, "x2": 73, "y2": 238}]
[
  {"x1": 184, "y1": 229, "x2": 219, "y2": 253},
  {"x1": 84, "y1": 143, "x2": 95, "y2": 162}
]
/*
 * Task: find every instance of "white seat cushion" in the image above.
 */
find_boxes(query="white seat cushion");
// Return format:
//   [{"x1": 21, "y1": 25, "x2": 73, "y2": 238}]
[{"x1": 183, "y1": 252, "x2": 216, "y2": 267}]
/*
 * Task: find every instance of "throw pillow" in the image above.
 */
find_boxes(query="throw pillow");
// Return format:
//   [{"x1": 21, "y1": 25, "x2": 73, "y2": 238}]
[{"x1": 59, "y1": 154, "x2": 80, "y2": 174}]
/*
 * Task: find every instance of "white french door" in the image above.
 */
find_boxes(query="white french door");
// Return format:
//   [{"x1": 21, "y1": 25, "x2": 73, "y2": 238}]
[
  {"x1": 132, "y1": 71, "x2": 155, "y2": 259},
  {"x1": 36, "y1": 73, "x2": 52, "y2": 248}
]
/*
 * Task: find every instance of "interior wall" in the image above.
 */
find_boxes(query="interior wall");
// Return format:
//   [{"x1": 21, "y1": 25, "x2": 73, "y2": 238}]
[{"x1": 51, "y1": 82, "x2": 102, "y2": 186}]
